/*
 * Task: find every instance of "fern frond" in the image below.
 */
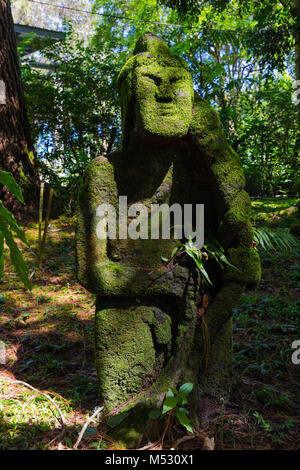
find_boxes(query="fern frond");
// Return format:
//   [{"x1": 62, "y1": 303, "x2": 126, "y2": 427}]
[{"x1": 254, "y1": 227, "x2": 299, "y2": 253}]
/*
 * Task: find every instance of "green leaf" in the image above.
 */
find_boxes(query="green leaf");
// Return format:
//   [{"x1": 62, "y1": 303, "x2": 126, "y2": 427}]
[
  {"x1": 148, "y1": 409, "x2": 162, "y2": 419},
  {"x1": 178, "y1": 407, "x2": 189, "y2": 416},
  {"x1": 0, "y1": 201, "x2": 28, "y2": 244},
  {"x1": 254, "y1": 227, "x2": 299, "y2": 253},
  {"x1": 81, "y1": 426, "x2": 97, "y2": 438},
  {"x1": 89, "y1": 441, "x2": 106, "y2": 450},
  {"x1": 0, "y1": 170, "x2": 24, "y2": 203},
  {"x1": 107, "y1": 411, "x2": 129, "y2": 428},
  {"x1": 197, "y1": 261, "x2": 213, "y2": 286},
  {"x1": 170, "y1": 246, "x2": 180, "y2": 258},
  {"x1": 162, "y1": 396, "x2": 178, "y2": 414},
  {"x1": 0, "y1": 225, "x2": 32, "y2": 290},
  {"x1": 175, "y1": 408, "x2": 193, "y2": 433},
  {"x1": 178, "y1": 395, "x2": 188, "y2": 405},
  {"x1": 218, "y1": 252, "x2": 237, "y2": 269},
  {"x1": 169, "y1": 386, "x2": 178, "y2": 395},
  {"x1": 179, "y1": 383, "x2": 194, "y2": 396},
  {"x1": 0, "y1": 231, "x2": 4, "y2": 281},
  {"x1": 185, "y1": 247, "x2": 212, "y2": 286}
]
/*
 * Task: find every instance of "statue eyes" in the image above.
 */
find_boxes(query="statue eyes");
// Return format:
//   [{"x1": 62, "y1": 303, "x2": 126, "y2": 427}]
[
  {"x1": 142, "y1": 74, "x2": 184, "y2": 85},
  {"x1": 170, "y1": 76, "x2": 182, "y2": 84},
  {"x1": 143, "y1": 73, "x2": 162, "y2": 86}
]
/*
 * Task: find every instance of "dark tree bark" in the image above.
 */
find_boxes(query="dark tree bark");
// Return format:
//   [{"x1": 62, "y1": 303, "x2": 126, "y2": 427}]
[
  {"x1": 290, "y1": 0, "x2": 300, "y2": 192},
  {"x1": 0, "y1": 0, "x2": 39, "y2": 213}
]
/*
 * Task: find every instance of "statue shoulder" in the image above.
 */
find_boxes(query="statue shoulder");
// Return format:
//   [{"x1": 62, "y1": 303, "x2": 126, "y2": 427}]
[{"x1": 190, "y1": 94, "x2": 221, "y2": 138}]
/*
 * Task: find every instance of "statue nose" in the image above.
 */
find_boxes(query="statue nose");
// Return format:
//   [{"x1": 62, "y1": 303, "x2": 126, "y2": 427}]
[{"x1": 155, "y1": 79, "x2": 173, "y2": 103}]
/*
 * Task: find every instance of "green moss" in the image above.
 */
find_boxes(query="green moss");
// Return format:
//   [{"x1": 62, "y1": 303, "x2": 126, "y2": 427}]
[
  {"x1": 111, "y1": 420, "x2": 145, "y2": 449},
  {"x1": 133, "y1": 32, "x2": 173, "y2": 56},
  {"x1": 199, "y1": 318, "x2": 233, "y2": 400},
  {"x1": 76, "y1": 153, "x2": 186, "y2": 297},
  {"x1": 237, "y1": 221, "x2": 254, "y2": 246},
  {"x1": 75, "y1": 156, "x2": 117, "y2": 291},
  {"x1": 205, "y1": 281, "x2": 245, "y2": 342},
  {"x1": 27, "y1": 150, "x2": 35, "y2": 164},
  {"x1": 152, "y1": 311, "x2": 172, "y2": 346},
  {"x1": 225, "y1": 245, "x2": 261, "y2": 286},
  {"x1": 95, "y1": 300, "x2": 175, "y2": 413},
  {"x1": 222, "y1": 191, "x2": 252, "y2": 237},
  {"x1": 95, "y1": 304, "x2": 156, "y2": 411},
  {"x1": 109, "y1": 401, "x2": 162, "y2": 449}
]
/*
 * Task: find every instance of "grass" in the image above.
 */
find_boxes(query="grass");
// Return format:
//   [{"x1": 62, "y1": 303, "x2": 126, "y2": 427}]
[{"x1": 0, "y1": 200, "x2": 299, "y2": 450}]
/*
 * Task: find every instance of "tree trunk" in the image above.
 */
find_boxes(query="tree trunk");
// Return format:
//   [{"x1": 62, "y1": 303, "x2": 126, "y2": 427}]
[
  {"x1": 292, "y1": 0, "x2": 300, "y2": 193},
  {"x1": 293, "y1": 0, "x2": 300, "y2": 123},
  {"x1": 0, "y1": 0, "x2": 39, "y2": 213}
]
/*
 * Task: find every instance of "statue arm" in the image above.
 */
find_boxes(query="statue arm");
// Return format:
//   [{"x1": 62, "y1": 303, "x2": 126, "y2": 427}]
[
  {"x1": 190, "y1": 96, "x2": 261, "y2": 289},
  {"x1": 75, "y1": 156, "x2": 113, "y2": 292},
  {"x1": 75, "y1": 155, "x2": 175, "y2": 297}
]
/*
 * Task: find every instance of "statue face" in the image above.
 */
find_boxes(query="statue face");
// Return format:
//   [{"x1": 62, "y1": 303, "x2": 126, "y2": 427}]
[{"x1": 133, "y1": 64, "x2": 193, "y2": 139}]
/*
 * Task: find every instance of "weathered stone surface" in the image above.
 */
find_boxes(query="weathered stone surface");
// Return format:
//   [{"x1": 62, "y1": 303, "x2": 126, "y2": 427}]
[{"x1": 75, "y1": 32, "x2": 260, "y2": 448}]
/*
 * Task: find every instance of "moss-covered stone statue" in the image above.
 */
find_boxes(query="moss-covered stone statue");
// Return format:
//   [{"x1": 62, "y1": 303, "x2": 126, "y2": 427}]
[{"x1": 76, "y1": 32, "x2": 260, "y2": 447}]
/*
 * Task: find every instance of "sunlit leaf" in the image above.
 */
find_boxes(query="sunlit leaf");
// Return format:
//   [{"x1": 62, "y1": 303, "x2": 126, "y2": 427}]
[{"x1": 162, "y1": 396, "x2": 178, "y2": 414}]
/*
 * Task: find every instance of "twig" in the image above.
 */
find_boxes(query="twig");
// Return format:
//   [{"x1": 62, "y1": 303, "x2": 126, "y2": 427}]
[
  {"x1": 159, "y1": 409, "x2": 173, "y2": 448},
  {"x1": 172, "y1": 435, "x2": 196, "y2": 449},
  {"x1": 137, "y1": 440, "x2": 160, "y2": 450},
  {"x1": 73, "y1": 406, "x2": 103, "y2": 450}
]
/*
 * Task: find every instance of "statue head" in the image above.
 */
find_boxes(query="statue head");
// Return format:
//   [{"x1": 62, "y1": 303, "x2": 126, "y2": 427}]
[{"x1": 117, "y1": 33, "x2": 194, "y2": 148}]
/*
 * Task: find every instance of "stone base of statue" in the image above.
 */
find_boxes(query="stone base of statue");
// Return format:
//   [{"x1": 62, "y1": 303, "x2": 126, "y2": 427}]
[{"x1": 93, "y1": 278, "x2": 245, "y2": 448}]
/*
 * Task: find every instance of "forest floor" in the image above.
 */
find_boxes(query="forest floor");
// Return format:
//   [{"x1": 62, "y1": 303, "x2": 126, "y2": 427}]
[{"x1": 0, "y1": 197, "x2": 299, "y2": 450}]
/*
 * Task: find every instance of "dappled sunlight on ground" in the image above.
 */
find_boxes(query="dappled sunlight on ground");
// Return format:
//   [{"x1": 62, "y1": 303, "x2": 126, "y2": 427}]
[{"x1": 0, "y1": 202, "x2": 299, "y2": 449}]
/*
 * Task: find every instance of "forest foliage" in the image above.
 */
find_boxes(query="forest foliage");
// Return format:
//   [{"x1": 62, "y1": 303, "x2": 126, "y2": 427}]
[{"x1": 18, "y1": 0, "x2": 299, "y2": 205}]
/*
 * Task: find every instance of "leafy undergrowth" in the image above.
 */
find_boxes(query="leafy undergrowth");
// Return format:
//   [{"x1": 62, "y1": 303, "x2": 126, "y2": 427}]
[
  {"x1": 0, "y1": 201, "x2": 299, "y2": 450},
  {"x1": 251, "y1": 197, "x2": 300, "y2": 234}
]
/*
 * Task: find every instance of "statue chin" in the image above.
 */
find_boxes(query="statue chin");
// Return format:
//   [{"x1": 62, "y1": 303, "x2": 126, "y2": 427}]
[{"x1": 140, "y1": 114, "x2": 191, "y2": 140}]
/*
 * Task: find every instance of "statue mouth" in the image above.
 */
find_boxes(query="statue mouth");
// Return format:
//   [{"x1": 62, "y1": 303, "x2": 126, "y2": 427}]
[{"x1": 157, "y1": 103, "x2": 174, "y2": 116}]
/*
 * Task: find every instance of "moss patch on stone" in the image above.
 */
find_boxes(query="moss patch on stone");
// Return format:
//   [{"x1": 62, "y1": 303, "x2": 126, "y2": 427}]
[
  {"x1": 95, "y1": 300, "x2": 174, "y2": 412},
  {"x1": 95, "y1": 304, "x2": 156, "y2": 411}
]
